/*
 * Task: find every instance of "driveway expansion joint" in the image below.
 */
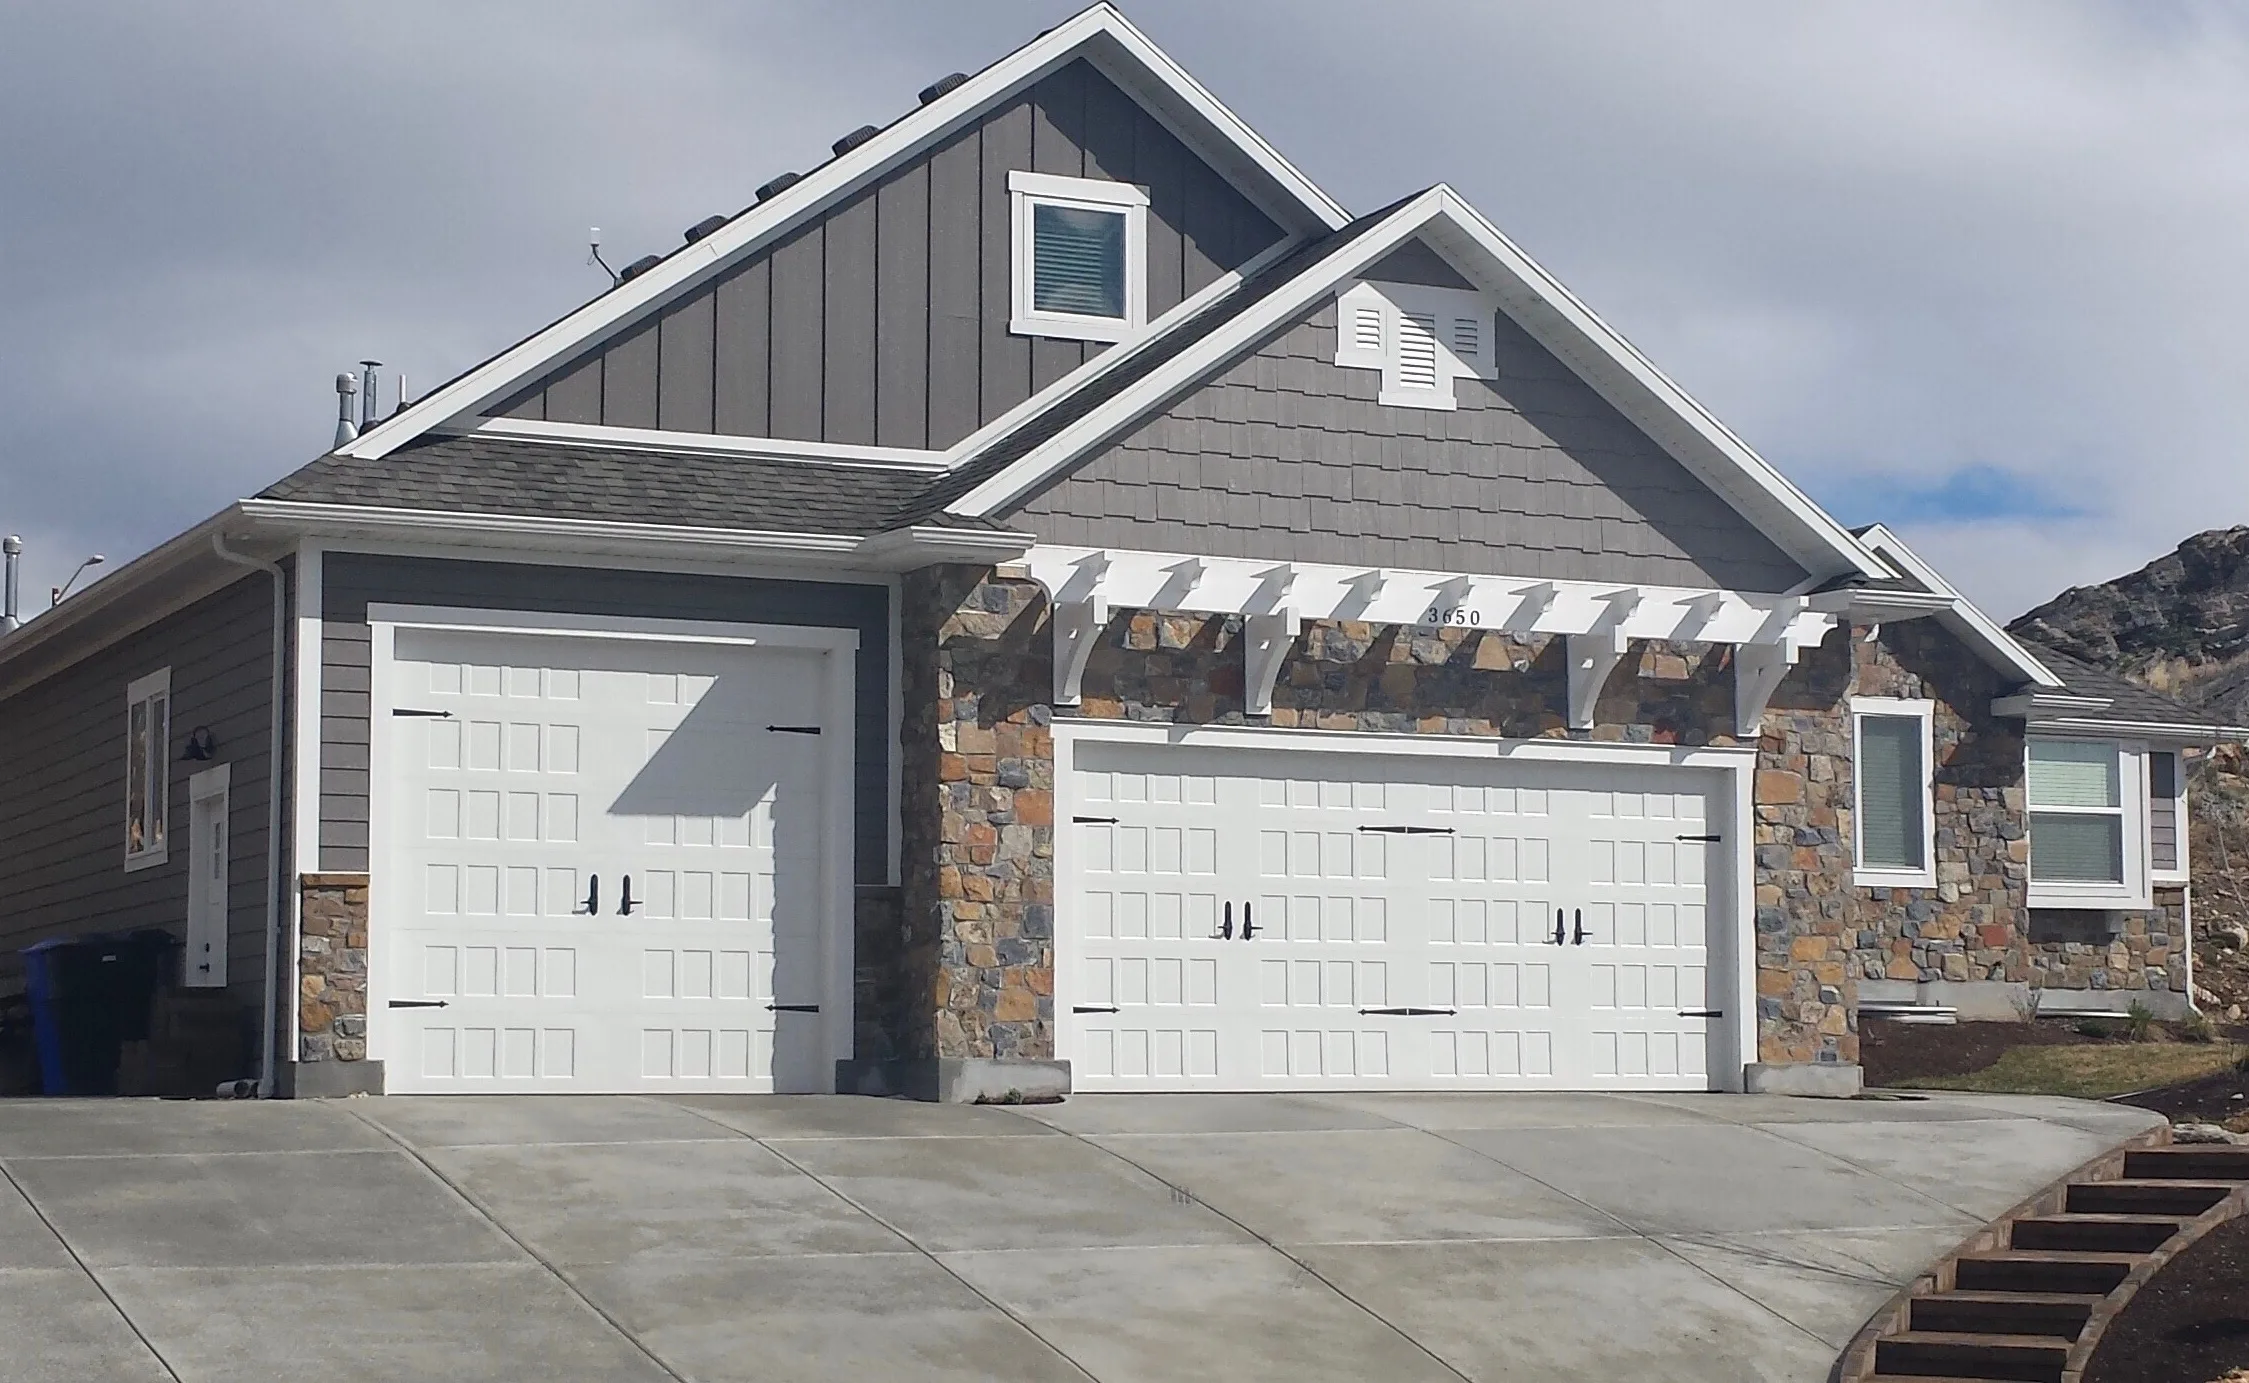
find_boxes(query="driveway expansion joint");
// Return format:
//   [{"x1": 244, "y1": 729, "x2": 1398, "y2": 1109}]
[{"x1": 0, "y1": 1157, "x2": 184, "y2": 1383}]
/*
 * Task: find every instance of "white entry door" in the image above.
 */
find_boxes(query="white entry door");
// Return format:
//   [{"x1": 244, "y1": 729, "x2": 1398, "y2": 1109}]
[
  {"x1": 376, "y1": 623, "x2": 849, "y2": 1094},
  {"x1": 1063, "y1": 738, "x2": 1722, "y2": 1092}
]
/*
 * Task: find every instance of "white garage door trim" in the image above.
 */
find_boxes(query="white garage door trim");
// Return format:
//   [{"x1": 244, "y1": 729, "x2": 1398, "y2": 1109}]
[
  {"x1": 1052, "y1": 720, "x2": 1758, "y2": 1092},
  {"x1": 365, "y1": 604, "x2": 858, "y2": 1091}
]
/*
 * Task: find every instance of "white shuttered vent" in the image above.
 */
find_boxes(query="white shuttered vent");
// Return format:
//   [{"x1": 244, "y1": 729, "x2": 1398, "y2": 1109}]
[
  {"x1": 1398, "y1": 314, "x2": 1440, "y2": 390},
  {"x1": 1332, "y1": 278, "x2": 1498, "y2": 410}
]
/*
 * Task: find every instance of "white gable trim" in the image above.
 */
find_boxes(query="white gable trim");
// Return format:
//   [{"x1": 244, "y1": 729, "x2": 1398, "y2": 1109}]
[
  {"x1": 1857, "y1": 524, "x2": 2063, "y2": 688},
  {"x1": 950, "y1": 187, "x2": 1891, "y2": 583},
  {"x1": 339, "y1": 4, "x2": 1345, "y2": 463},
  {"x1": 454, "y1": 418, "x2": 952, "y2": 472}
]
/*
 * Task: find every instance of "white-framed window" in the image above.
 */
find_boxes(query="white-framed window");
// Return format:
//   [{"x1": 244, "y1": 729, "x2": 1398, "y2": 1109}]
[
  {"x1": 2148, "y1": 747, "x2": 2188, "y2": 883},
  {"x1": 1008, "y1": 171, "x2": 1147, "y2": 343},
  {"x1": 124, "y1": 667, "x2": 171, "y2": 871},
  {"x1": 2027, "y1": 737, "x2": 2146, "y2": 906},
  {"x1": 1851, "y1": 696, "x2": 1935, "y2": 887},
  {"x1": 1332, "y1": 278, "x2": 1498, "y2": 410}
]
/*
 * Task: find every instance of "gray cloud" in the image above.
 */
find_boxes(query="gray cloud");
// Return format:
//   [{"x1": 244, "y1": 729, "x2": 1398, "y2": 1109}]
[{"x1": 2, "y1": 1, "x2": 2241, "y2": 618}]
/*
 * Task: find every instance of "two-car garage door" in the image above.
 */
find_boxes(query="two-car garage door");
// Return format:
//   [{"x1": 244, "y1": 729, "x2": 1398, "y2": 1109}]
[{"x1": 1064, "y1": 738, "x2": 1730, "y2": 1092}]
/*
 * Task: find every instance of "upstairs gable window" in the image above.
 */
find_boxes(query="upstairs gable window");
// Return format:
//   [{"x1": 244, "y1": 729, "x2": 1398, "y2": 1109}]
[{"x1": 1010, "y1": 172, "x2": 1147, "y2": 343}]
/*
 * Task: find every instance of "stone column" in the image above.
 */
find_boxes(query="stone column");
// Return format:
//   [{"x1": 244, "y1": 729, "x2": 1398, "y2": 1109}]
[{"x1": 284, "y1": 871, "x2": 383, "y2": 1097}]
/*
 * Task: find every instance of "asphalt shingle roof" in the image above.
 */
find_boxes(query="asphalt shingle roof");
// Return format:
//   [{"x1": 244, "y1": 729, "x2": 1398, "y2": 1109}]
[
  {"x1": 259, "y1": 434, "x2": 990, "y2": 537},
  {"x1": 2019, "y1": 642, "x2": 2228, "y2": 730}
]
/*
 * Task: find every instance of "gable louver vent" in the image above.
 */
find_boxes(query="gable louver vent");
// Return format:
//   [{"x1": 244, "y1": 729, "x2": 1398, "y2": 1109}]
[
  {"x1": 754, "y1": 171, "x2": 802, "y2": 203},
  {"x1": 683, "y1": 214, "x2": 728, "y2": 244},
  {"x1": 1353, "y1": 305, "x2": 1383, "y2": 354},
  {"x1": 1451, "y1": 316, "x2": 1479, "y2": 359},
  {"x1": 918, "y1": 72, "x2": 968, "y2": 105},
  {"x1": 832, "y1": 124, "x2": 880, "y2": 156},
  {"x1": 619, "y1": 254, "x2": 663, "y2": 282},
  {"x1": 1398, "y1": 313, "x2": 1440, "y2": 390}
]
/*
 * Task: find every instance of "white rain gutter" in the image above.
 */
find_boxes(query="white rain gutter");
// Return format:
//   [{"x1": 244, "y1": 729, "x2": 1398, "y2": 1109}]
[{"x1": 209, "y1": 532, "x2": 288, "y2": 1098}]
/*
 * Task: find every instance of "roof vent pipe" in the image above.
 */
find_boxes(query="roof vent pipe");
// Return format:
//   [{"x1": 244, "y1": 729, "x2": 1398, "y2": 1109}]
[
  {"x1": 334, "y1": 373, "x2": 359, "y2": 447},
  {"x1": 358, "y1": 360, "x2": 382, "y2": 432},
  {"x1": 2, "y1": 535, "x2": 21, "y2": 633}
]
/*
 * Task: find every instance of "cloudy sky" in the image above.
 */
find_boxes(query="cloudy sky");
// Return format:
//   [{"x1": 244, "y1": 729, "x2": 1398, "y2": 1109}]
[{"x1": 3, "y1": 1, "x2": 2243, "y2": 620}]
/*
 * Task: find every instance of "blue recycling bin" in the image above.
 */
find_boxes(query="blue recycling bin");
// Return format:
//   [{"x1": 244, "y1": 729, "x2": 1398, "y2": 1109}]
[{"x1": 21, "y1": 938, "x2": 72, "y2": 1096}]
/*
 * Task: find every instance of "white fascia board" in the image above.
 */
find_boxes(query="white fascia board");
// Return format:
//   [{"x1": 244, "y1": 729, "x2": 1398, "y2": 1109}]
[
  {"x1": 1858, "y1": 524, "x2": 2065, "y2": 688},
  {"x1": 2015, "y1": 716, "x2": 2238, "y2": 744},
  {"x1": 1992, "y1": 689, "x2": 2115, "y2": 717},
  {"x1": 952, "y1": 188, "x2": 1891, "y2": 585},
  {"x1": 457, "y1": 417, "x2": 951, "y2": 472},
  {"x1": 339, "y1": 4, "x2": 1345, "y2": 463},
  {"x1": 238, "y1": 499, "x2": 1030, "y2": 575}
]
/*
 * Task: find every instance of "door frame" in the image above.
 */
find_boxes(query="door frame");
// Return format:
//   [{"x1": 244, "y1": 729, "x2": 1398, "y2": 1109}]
[
  {"x1": 185, "y1": 763, "x2": 232, "y2": 989},
  {"x1": 365, "y1": 604, "x2": 860, "y2": 1091},
  {"x1": 1051, "y1": 720, "x2": 1759, "y2": 1092}
]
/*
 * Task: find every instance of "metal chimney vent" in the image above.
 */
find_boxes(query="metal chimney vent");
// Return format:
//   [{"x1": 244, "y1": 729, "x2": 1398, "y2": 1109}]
[
  {"x1": 2, "y1": 535, "x2": 22, "y2": 633},
  {"x1": 334, "y1": 372, "x2": 360, "y2": 447}
]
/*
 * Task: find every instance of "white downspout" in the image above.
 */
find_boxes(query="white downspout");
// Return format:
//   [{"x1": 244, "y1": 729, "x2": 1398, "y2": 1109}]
[{"x1": 211, "y1": 532, "x2": 288, "y2": 1097}]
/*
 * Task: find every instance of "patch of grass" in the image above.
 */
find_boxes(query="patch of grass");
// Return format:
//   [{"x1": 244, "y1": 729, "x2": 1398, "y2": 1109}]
[
  {"x1": 2126, "y1": 1001, "x2": 2157, "y2": 1042},
  {"x1": 1894, "y1": 1042, "x2": 2249, "y2": 1099}
]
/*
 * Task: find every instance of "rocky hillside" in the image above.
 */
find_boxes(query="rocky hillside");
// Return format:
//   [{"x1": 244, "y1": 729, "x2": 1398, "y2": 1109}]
[{"x1": 2008, "y1": 527, "x2": 2249, "y2": 1019}]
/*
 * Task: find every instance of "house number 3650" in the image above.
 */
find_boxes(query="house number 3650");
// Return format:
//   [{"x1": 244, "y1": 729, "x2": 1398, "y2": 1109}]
[{"x1": 1421, "y1": 606, "x2": 1482, "y2": 626}]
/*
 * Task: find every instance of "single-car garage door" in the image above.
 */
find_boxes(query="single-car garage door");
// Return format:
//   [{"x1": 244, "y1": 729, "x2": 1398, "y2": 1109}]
[
  {"x1": 372, "y1": 619, "x2": 852, "y2": 1094},
  {"x1": 1062, "y1": 738, "x2": 1729, "y2": 1092}
]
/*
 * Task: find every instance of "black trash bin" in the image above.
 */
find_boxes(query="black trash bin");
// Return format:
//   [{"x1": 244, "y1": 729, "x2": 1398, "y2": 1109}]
[{"x1": 25, "y1": 930, "x2": 177, "y2": 1096}]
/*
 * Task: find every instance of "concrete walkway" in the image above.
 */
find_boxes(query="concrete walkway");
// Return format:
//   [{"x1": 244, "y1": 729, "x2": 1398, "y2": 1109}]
[{"x1": 0, "y1": 1089, "x2": 2163, "y2": 1382}]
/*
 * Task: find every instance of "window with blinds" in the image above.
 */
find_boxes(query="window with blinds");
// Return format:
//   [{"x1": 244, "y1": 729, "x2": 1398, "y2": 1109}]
[
  {"x1": 1855, "y1": 711, "x2": 1927, "y2": 873},
  {"x1": 1031, "y1": 204, "x2": 1126, "y2": 319},
  {"x1": 2028, "y1": 739, "x2": 2125, "y2": 884}
]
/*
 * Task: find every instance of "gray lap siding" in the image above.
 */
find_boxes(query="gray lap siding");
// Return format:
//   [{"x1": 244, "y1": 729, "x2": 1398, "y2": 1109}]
[
  {"x1": 315, "y1": 554, "x2": 892, "y2": 885},
  {"x1": 0, "y1": 573, "x2": 280, "y2": 1017}
]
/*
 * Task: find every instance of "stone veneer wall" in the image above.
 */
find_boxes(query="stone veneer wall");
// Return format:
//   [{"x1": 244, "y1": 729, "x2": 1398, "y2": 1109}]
[
  {"x1": 2028, "y1": 888, "x2": 2190, "y2": 1000},
  {"x1": 887, "y1": 564, "x2": 2035, "y2": 1071},
  {"x1": 297, "y1": 872, "x2": 369, "y2": 1063}
]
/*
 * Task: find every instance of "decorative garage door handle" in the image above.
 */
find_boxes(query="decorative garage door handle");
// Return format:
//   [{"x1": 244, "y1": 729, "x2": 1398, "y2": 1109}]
[
  {"x1": 578, "y1": 875, "x2": 600, "y2": 915},
  {"x1": 1241, "y1": 902, "x2": 1257, "y2": 940},
  {"x1": 1572, "y1": 909, "x2": 1591, "y2": 946},
  {"x1": 1356, "y1": 825, "x2": 1455, "y2": 835},
  {"x1": 1073, "y1": 815, "x2": 1120, "y2": 824},
  {"x1": 387, "y1": 999, "x2": 448, "y2": 1009},
  {"x1": 766, "y1": 1003, "x2": 820, "y2": 1013},
  {"x1": 1073, "y1": 1005, "x2": 1120, "y2": 1014},
  {"x1": 1676, "y1": 833, "x2": 1722, "y2": 843},
  {"x1": 618, "y1": 876, "x2": 637, "y2": 916},
  {"x1": 1359, "y1": 1007, "x2": 1458, "y2": 1016},
  {"x1": 1678, "y1": 1010, "x2": 1725, "y2": 1019},
  {"x1": 1550, "y1": 909, "x2": 1567, "y2": 946}
]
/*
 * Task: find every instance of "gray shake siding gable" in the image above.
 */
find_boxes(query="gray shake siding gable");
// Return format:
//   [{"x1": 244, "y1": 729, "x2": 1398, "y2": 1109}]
[
  {"x1": 1009, "y1": 285, "x2": 1810, "y2": 591},
  {"x1": 316, "y1": 555, "x2": 892, "y2": 884},
  {"x1": 491, "y1": 58, "x2": 1285, "y2": 451},
  {"x1": 0, "y1": 574, "x2": 280, "y2": 1016}
]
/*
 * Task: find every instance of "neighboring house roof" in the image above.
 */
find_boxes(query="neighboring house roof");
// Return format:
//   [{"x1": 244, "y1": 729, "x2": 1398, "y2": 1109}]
[
  {"x1": 262, "y1": 434, "x2": 948, "y2": 537},
  {"x1": 334, "y1": 2, "x2": 1346, "y2": 465}
]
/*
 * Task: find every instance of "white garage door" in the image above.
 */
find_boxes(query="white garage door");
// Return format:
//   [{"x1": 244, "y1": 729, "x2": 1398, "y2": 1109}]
[
  {"x1": 375, "y1": 624, "x2": 847, "y2": 1094},
  {"x1": 1064, "y1": 740, "x2": 1725, "y2": 1092}
]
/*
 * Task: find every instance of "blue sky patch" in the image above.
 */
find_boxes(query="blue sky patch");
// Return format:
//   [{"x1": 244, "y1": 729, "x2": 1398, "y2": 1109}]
[{"x1": 1813, "y1": 465, "x2": 2088, "y2": 528}]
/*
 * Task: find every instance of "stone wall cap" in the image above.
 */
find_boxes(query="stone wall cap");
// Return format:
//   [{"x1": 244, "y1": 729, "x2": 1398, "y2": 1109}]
[{"x1": 301, "y1": 872, "x2": 372, "y2": 888}]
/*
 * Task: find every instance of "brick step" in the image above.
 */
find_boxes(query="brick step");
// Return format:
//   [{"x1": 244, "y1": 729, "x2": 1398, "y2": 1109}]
[
  {"x1": 2067, "y1": 1178, "x2": 2238, "y2": 1216},
  {"x1": 1874, "y1": 1329, "x2": 2069, "y2": 1382},
  {"x1": 2123, "y1": 1146, "x2": 2249, "y2": 1181},
  {"x1": 1907, "y1": 1290, "x2": 2102, "y2": 1338},
  {"x1": 1953, "y1": 1250, "x2": 2142, "y2": 1295},
  {"x1": 2010, "y1": 1213, "x2": 2191, "y2": 1254}
]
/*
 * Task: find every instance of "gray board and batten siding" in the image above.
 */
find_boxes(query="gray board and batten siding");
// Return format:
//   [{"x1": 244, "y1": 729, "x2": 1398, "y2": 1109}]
[
  {"x1": 317, "y1": 555, "x2": 892, "y2": 884},
  {"x1": 0, "y1": 573, "x2": 280, "y2": 1015},
  {"x1": 489, "y1": 59, "x2": 1284, "y2": 451},
  {"x1": 1008, "y1": 279, "x2": 1812, "y2": 592}
]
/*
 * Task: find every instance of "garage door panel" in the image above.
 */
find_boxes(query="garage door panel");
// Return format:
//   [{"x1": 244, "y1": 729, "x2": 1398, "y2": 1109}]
[
  {"x1": 1068, "y1": 739, "x2": 1726, "y2": 1093},
  {"x1": 382, "y1": 628, "x2": 841, "y2": 1095}
]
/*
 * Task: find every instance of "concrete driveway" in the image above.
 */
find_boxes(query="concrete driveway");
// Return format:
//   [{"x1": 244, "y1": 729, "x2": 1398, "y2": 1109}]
[{"x1": 0, "y1": 1089, "x2": 2163, "y2": 1383}]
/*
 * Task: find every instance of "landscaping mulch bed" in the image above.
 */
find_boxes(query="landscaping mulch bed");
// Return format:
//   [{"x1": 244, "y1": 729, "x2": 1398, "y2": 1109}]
[
  {"x1": 1862, "y1": 1014, "x2": 2126, "y2": 1088},
  {"x1": 2082, "y1": 1212, "x2": 2249, "y2": 1383},
  {"x1": 2117, "y1": 1065, "x2": 2249, "y2": 1127}
]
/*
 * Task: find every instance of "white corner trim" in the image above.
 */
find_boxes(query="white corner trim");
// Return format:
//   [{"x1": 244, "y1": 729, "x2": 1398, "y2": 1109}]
[
  {"x1": 456, "y1": 417, "x2": 951, "y2": 472},
  {"x1": 1850, "y1": 695, "x2": 1937, "y2": 888},
  {"x1": 292, "y1": 542, "x2": 324, "y2": 877},
  {"x1": 337, "y1": 3, "x2": 1344, "y2": 463},
  {"x1": 1857, "y1": 525, "x2": 2063, "y2": 689}
]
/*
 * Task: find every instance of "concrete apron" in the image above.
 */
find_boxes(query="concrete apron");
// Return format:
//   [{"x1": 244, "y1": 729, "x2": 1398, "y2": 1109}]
[{"x1": 0, "y1": 1090, "x2": 2164, "y2": 1383}]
